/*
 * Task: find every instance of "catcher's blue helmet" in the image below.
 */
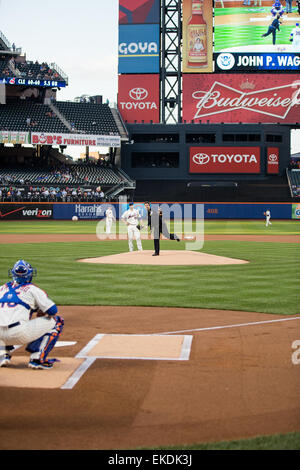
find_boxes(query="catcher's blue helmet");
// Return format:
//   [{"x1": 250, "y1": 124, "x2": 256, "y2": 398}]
[{"x1": 9, "y1": 260, "x2": 37, "y2": 285}]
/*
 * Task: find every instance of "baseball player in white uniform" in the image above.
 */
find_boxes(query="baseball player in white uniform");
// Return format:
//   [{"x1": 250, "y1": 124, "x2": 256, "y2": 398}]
[
  {"x1": 264, "y1": 209, "x2": 272, "y2": 227},
  {"x1": 290, "y1": 23, "x2": 300, "y2": 52},
  {"x1": 0, "y1": 260, "x2": 64, "y2": 369},
  {"x1": 105, "y1": 206, "x2": 115, "y2": 234},
  {"x1": 121, "y1": 203, "x2": 143, "y2": 252}
]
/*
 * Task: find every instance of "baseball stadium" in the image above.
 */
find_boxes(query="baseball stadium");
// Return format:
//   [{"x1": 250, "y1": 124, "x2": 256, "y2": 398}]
[
  {"x1": 214, "y1": 1, "x2": 300, "y2": 52},
  {"x1": 0, "y1": 0, "x2": 300, "y2": 453}
]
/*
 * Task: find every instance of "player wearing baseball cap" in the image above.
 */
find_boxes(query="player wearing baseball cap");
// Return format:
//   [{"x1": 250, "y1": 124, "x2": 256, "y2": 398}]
[
  {"x1": 290, "y1": 23, "x2": 300, "y2": 52},
  {"x1": 0, "y1": 260, "x2": 64, "y2": 369}
]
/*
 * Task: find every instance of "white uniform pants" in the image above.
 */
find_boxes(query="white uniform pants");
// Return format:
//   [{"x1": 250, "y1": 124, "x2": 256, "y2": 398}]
[
  {"x1": 127, "y1": 225, "x2": 142, "y2": 252},
  {"x1": 0, "y1": 316, "x2": 56, "y2": 358},
  {"x1": 266, "y1": 216, "x2": 272, "y2": 226},
  {"x1": 106, "y1": 218, "x2": 113, "y2": 234}
]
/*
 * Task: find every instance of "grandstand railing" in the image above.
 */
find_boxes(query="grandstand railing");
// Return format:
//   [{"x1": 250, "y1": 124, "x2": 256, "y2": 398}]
[
  {"x1": 0, "y1": 31, "x2": 11, "y2": 50},
  {"x1": 50, "y1": 63, "x2": 68, "y2": 85}
]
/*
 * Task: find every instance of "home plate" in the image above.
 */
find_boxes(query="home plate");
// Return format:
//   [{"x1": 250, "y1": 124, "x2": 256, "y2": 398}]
[
  {"x1": 0, "y1": 356, "x2": 84, "y2": 389},
  {"x1": 78, "y1": 250, "x2": 248, "y2": 266}
]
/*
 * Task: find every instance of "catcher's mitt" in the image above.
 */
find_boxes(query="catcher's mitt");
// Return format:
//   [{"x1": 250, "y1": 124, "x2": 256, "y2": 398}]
[{"x1": 35, "y1": 308, "x2": 46, "y2": 317}]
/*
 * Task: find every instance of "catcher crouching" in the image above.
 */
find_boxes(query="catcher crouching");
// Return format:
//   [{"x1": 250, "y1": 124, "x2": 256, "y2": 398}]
[{"x1": 0, "y1": 260, "x2": 64, "y2": 369}]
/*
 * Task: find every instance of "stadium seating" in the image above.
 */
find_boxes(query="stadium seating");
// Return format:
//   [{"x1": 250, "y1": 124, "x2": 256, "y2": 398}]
[
  {"x1": 287, "y1": 169, "x2": 300, "y2": 198},
  {"x1": 16, "y1": 61, "x2": 63, "y2": 81},
  {"x1": 0, "y1": 102, "x2": 70, "y2": 133},
  {"x1": 54, "y1": 102, "x2": 120, "y2": 135},
  {"x1": 0, "y1": 101, "x2": 121, "y2": 136},
  {"x1": 0, "y1": 164, "x2": 122, "y2": 186},
  {"x1": 0, "y1": 59, "x2": 10, "y2": 76}
]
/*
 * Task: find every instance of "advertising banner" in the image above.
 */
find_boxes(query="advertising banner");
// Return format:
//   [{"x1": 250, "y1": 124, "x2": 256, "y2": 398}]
[
  {"x1": 182, "y1": 0, "x2": 213, "y2": 73},
  {"x1": 292, "y1": 203, "x2": 300, "y2": 219},
  {"x1": 0, "y1": 130, "x2": 30, "y2": 144},
  {"x1": 204, "y1": 203, "x2": 292, "y2": 219},
  {"x1": 0, "y1": 204, "x2": 53, "y2": 220},
  {"x1": 118, "y1": 74, "x2": 160, "y2": 123},
  {"x1": 182, "y1": 74, "x2": 300, "y2": 123},
  {"x1": 119, "y1": 0, "x2": 160, "y2": 24},
  {"x1": 53, "y1": 203, "x2": 119, "y2": 220},
  {"x1": 214, "y1": 3, "x2": 300, "y2": 73},
  {"x1": 31, "y1": 133, "x2": 121, "y2": 148},
  {"x1": 0, "y1": 77, "x2": 66, "y2": 87},
  {"x1": 189, "y1": 146, "x2": 261, "y2": 174},
  {"x1": 267, "y1": 147, "x2": 279, "y2": 174},
  {"x1": 118, "y1": 24, "x2": 160, "y2": 73}
]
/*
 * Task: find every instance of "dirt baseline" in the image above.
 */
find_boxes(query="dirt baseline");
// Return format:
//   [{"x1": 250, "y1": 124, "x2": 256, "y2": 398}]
[
  {"x1": 0, "y1": 305, "x2": 299, "y2": 450},
  {"x1": 0, "y1": 234, "x2": 299, "y2": 244}
]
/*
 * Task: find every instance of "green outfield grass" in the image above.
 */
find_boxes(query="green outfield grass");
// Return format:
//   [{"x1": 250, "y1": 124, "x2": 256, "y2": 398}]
[
  {"x1": 0, "y1": 219, "x2": 299, "y2": 235},
  {"x1": 0, "y1": 220, "x2": 299, "y2": 314},
  {"x1": 143, "y1": 430, "x2": 300, "y2": 450}
]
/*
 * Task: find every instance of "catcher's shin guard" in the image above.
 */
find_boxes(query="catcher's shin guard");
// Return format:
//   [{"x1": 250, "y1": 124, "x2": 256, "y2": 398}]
[{"x1": 26, "y1": 315, "x2": 64, "y2": 362}]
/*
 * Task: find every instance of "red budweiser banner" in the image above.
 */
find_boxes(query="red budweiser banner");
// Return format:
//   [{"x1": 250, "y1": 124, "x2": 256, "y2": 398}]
[
  {"x1": 183, "y1": 74, "x2": 300, "y2": 124},
  {"x1": 189, "y1": 147, "x2": 261, "y2": 174},
  {"x1": 267, "y1": 147, "x2": 279, "y2": 174},
  {"x1": 118, "y1": 74, "x2": 160, "y2": 123}
]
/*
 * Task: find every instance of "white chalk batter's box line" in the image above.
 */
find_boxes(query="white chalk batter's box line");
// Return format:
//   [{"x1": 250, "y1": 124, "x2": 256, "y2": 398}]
[
  {"x1": 76, "y1": 333, "x2": 193, "y2": 361},
  {"x1": 61, "y1": 334, "x2": 193, "y2": 390},
  {"x1": 61, "y1": 317, "x2": 300, "y2": 390}
]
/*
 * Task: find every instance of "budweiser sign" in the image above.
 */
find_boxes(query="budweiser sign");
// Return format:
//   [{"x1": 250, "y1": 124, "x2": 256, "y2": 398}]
[
  {"x1": 189, "y1": 147, "x2": 261, "y2": 174},
  {"x1": 183, "y1": 74, "x2": 300, "y2": 123}
]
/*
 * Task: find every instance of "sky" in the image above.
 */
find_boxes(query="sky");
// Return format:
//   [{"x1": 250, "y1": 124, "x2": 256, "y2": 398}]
[
  {"x1": 0, "y1": 0, "x2": 300, "y2": 156},
  {"x1": 1, "y1": 0, "x2": 119, "y2": 104}
]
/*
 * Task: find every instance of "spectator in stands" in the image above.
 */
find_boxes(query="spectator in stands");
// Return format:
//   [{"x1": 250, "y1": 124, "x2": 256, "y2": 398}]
[{"x1": 61, "y1": 188, "x2": 67, "y2": 201}]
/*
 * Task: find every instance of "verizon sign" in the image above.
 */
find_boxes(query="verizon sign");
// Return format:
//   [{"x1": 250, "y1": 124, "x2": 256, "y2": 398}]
[
  {"x1": 190, "y1": 147, "x2": 261, "y2": 174},
  {"x1": 118, "y1": 74, "x2": 160, "y2": 123},
  {"x1": 183, "y1": 74, "x2": 300, "y2": 123}
]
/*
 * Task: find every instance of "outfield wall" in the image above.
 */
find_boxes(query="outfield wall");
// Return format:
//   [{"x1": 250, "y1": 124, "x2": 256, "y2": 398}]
[{"x1": 0, "y1": 202, "x2": 299, "y2": 220}]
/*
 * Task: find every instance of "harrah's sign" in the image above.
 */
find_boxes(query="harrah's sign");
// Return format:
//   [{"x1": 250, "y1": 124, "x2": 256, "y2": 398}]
[
  {"x1": 183, "y1": 74, "x2": 300, "y2": 123},
  {"x1": 190, "y1": 147, "x2": 261, "y2": 174},
  {"x1": 118, "y1": 74, "x2": 159, "y2": 123}
]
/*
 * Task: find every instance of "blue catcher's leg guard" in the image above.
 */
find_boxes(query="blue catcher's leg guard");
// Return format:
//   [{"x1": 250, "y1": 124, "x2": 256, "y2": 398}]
[{"x1": 26, "y1": 315, "x2": 64, "y2": 363}]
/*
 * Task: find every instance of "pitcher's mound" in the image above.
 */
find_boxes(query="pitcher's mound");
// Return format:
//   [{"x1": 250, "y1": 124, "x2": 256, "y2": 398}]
[{"x1": 78, "y1": 250, "x2": 248, "y2": 266}]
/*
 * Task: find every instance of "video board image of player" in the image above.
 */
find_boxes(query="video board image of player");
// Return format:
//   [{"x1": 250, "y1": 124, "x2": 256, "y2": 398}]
[{"x1": 214, "y1": 1, "x2": 300, "y2": 53}]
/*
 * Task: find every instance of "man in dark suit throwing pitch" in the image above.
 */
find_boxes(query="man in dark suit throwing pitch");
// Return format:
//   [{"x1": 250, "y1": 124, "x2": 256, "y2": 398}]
[{"x1": 144, "y1": 202, "x2": 180, "y2": 256}]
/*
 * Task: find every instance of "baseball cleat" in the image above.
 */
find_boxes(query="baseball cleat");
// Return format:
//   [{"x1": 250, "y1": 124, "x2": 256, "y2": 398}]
[
  {"x1": 28, "y1": 359, "x2": 54, "y2": 370},
  {"x1": 0, "y1": 354, "x2": 11, "y2": 367}
]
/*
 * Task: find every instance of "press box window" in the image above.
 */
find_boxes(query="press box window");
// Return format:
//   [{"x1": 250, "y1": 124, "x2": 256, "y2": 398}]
[
  {"x1": 223, "y1": 134, "x2": 260, "y2": 142},
  {"x1": 131, "y1": 152, "x2": 179, "y2": 168},
  {"x1": 266, "y1": 135, "x2": 283, "y2": 143},
  {"x1": 131, "y1": 134, "x2": 179, "y2": 143},
  {"x1": 186, "y1": 134, "x2": 216, "y2": 143}
]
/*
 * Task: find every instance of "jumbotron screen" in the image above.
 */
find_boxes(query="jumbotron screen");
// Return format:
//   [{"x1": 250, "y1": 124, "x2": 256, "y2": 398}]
[
  {"x1": 182, "y1": 0, "x2": 300, "y2": 73},
  {"x1": 214, "y1": 0, "x2": 300, "y2": 72}
]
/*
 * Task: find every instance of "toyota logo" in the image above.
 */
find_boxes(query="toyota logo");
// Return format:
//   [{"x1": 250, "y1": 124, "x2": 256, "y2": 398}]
[
  {"x1": 192, "y1": 153, "x2": 210, "y2": 165},
  {"x1": 269, "y1": 154, "x2": 278, "y2": 162},
  {"x1": 129, "y1": 88, "x2": 148, "y2": 101}
]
